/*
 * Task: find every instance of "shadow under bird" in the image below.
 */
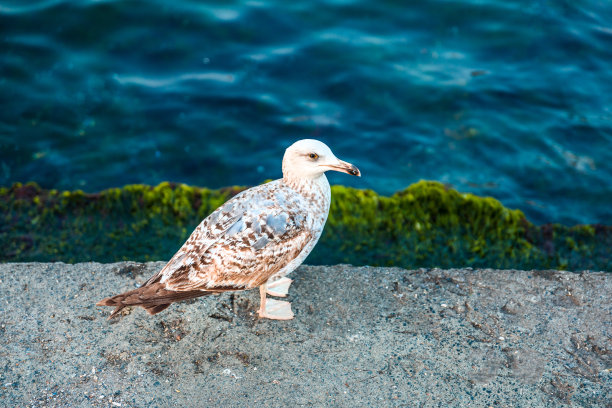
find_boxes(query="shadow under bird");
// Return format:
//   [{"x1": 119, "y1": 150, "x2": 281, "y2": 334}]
[{"x1": 97, "y1": 139, "x2": 360, "y2": 320}]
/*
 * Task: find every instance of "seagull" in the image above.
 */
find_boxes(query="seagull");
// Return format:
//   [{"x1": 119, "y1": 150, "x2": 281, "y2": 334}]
[{"x1": 97, "y1": 139, "x2": 360, "y2": 320}]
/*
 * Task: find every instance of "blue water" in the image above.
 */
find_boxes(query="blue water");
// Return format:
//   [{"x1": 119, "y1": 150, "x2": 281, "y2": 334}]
[{"x1": 1, "y1": 0, "x2": 611, "y2": 225}]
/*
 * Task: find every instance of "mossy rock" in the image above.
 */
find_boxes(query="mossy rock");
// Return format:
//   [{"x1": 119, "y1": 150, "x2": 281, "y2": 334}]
[{"x1": 0, "y1": 181, "x2": 609, "y2": 271}]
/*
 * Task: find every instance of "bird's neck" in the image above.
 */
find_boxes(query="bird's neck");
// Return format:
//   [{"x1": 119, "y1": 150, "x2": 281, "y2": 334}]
[{"x1": 283, "y1": 173, "x2": 331, "y2": 210}]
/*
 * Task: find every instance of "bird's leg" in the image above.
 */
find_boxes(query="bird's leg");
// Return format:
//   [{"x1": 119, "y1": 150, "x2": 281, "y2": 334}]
[
  {"x1": 257, "y1": 282, "x2": 294, "y2": 320},
  {"x1": 257, "y1": 284, "x2": 268, "y2": 317},
  {"x1": 266, "y1": 277, "x2": 293, "y2": 297}
]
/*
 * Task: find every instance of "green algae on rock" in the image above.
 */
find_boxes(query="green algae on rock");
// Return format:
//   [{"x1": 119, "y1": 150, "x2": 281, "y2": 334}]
[{"x1": 0, "y1": 181, "x2": 609, "y2": 270}]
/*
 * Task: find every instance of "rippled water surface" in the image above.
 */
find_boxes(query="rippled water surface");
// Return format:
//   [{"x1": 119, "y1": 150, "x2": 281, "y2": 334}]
[{"x1": 1, "y1": 0, "x2": 611, "y2": 224}]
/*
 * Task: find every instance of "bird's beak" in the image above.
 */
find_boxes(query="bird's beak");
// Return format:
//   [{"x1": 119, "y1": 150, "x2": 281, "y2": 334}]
[{"x1": 321, "y1": 160, "x2": 361, "y2": 177}]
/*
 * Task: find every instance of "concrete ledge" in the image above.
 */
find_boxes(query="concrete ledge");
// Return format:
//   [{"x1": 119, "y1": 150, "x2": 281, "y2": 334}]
[{"x1": 0, "y1": 263, "x2": 610, "y2": 407}]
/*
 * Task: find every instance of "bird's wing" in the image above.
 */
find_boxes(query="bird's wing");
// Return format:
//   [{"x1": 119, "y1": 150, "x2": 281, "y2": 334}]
[{"x1": 145, "y1": 181, "x2": 314, "y2": 292}]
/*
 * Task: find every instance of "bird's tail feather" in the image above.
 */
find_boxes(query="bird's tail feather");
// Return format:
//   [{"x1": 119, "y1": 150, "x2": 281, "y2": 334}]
[{"x1": 96, "y1": 283, "x2": 210, "y2": 319}]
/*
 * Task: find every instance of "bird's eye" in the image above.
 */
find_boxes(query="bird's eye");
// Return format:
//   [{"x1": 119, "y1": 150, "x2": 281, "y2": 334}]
[{"x1": 308, "y1": 153, "x2": 319, "y2": 160}]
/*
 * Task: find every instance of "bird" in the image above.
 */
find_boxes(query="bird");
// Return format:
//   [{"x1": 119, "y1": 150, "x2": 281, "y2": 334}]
[{"x1": 96, "y1": 139, "x2": 360, "y2": 320}]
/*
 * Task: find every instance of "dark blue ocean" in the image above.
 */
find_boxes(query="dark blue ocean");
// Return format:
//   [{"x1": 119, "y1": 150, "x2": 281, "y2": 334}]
[{"x1": 1, "y1": 0, "x2": 611, "y2": 225}]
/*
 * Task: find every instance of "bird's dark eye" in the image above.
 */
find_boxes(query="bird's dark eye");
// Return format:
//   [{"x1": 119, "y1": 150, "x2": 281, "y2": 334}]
[{"x1": 309, "y1": 153, "x2": 319, "y2": 160}]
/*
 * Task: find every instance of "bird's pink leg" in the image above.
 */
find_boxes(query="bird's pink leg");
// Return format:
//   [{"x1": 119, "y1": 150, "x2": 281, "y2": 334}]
[
  {"x1": 257, "y1": 283, "x2": 268, "y2": 317},
  {"x1": 257, "y1": 282, "x2": 294, "y2": 320}
]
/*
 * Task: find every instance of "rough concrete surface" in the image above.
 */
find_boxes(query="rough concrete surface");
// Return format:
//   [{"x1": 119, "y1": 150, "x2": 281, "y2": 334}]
[{"x1": 0, "y1": 262, "x2": 609, "y2": 407}]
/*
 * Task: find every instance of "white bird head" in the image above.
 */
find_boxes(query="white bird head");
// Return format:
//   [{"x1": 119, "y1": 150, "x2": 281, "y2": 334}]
[{"x1": 282, "y1": 139, "x2": 361, "y2": 180}]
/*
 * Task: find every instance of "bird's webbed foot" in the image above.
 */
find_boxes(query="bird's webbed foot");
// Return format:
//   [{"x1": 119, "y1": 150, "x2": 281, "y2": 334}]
[
  {"x1": 266, "y1": 277, "x2": 293, "y2": 297},
  {"x1": 258, "y1": 298, "x2": 294, "y2": 320},
  {"x1": 257, "y1": 282, "x2": 294, "y2": 320}
]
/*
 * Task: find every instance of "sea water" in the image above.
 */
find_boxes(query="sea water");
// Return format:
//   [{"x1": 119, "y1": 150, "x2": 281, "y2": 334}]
[{"x1": 1, "y1": 0, "x2": 611, "y2": 225}]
